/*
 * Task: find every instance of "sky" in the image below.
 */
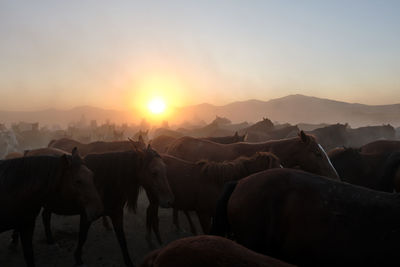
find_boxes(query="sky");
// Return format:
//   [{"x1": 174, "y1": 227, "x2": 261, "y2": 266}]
[{"x1": 1, "y1": 0, "x2": 400, "y2": 112}]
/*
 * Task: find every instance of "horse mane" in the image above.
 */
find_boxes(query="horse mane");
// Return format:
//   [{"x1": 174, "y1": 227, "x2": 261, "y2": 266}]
[
  {"x1": 197, "y1": 152, "x2": 277, "y2": 186},
  {"x1": 0, "y1": 156, "x2": 65, "y2": 195},
  {"x1": 83, "y1": 150, "x2": 150, "y2": 213}
]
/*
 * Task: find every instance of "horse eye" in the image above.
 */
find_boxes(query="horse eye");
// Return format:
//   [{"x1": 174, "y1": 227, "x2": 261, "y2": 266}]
[{"x1": 75, "y1": 180, "x2": 83, "y2": 185}]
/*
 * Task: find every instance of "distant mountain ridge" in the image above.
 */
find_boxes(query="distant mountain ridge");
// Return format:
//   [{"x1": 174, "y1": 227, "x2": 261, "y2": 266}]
[{"x1": 1, "y1": 95, "x2": 400, "y2": 127}]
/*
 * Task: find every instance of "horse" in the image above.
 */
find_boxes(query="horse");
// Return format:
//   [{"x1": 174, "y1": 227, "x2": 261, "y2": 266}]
[
  {"x1": 360, "y1": 139, "x2": 400, "y2": 154},
  {"x1": 16, "y1": 145, "x2": 173, "y2": 267},
  {"x1": 201, "y1": 131, "x2": 245, "y2": 144},
  {"x1": 347, "y1": 124, "x2": 396, "y2": 148},
  {"x1": 48, "y1": 137, "x2": 146, "y2": 155},
  {"x1": 139, "y1": 235, "x2": 295, "y2": 267},
  {"x1": 0, "y1": 148, "x2": 102, "y2": 267},
  {"x1": 328, "y1": 147, "x2": 400, "y2": 192},
  {"x1": 145, "y1": 152, "x2": 281, "y2": 246},
  {"x1": 150, "y1": 135, "x2": 178, "y2": 153},
  {"x1": 24, "y1": 147, "x2": 69, "y2": 157},
  {"x1": 306, "y1": 123, "x2": 349, "y2": 151},
  {"x1": 212, "y1": 168, "x2": 400, "y2": 266},
  {"x1": 167, "y1": 131, "x2": 339, "y2": 179},
  {"x1": 4, "y1": 151, "x2": 24, "y2": 159}
]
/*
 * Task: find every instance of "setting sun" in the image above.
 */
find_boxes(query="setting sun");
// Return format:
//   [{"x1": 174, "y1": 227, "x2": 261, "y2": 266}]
[{"x1": 148, "y1": 98, "x2": 166, "y2": 114}]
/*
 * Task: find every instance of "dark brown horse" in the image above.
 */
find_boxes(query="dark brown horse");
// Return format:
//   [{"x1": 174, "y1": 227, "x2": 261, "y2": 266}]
[
  {"x1": 212, "y1": 168, "x2": 400, "y2": 266},
  {"x1": 347, "y1": 124, "x2": 396, "y2": 148},
  {"x1": 307, "y1": 123, "x2": 349, "y2": 151},
  {"x1": 202, "y1": 131, "x2": 245, "y2": 144},
  {"x1": 167, "y1": 131, "x2": 339, "y2": 179},
  {"x1": 140, "y1": 235, "x2": 295, "y2": 267},
  {"x1": 0, "y1": 148, "x2": 102, "y2": 267},
  {"x1": 328, "y1": 147, "x2": 400, "y2": 192},
  {"x1": 145, "y1": 152, "x2": 281, "y2": 246},
  {"x1": 11, "y1": 145, "x2": 174, "y2": 267},
  {"x1": 48, "y1": 137, "x2": 146, "y2": 155},
  {"x1": 150, "y1": 135, "x2": 178, "y2": 153},
  {"x1": 360, "y1": 139, "x2": 400, "y2": 154}
]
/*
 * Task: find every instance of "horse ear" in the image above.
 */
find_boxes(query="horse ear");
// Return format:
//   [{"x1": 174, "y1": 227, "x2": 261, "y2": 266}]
[
  {"x1": 244, "y1": 132, "x2": 248, "y2": 142},
  {"x1": 71, "y1": 147, "x2": 80, "y2": 157},
  {"x1": 147, "y1": 144, "x2": 152, "y2": 151},
  {"x1": 234, "y1": 131, "x2": 238, "y2": 137},
  {"x1": 299, "y1": 131, "x2": 310, "y2": 144},
  {"x1": 138, "y1": 135, "x2": 145, "y2": 144},
  {"x1": 146, "y1": 129, "x2": 149, "y2": 135}
]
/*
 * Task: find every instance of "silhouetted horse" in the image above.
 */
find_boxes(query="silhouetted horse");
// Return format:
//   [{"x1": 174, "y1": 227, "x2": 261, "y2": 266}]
[
  {"x1": 360, "y1": 139, "x2": 400, "y2": 154},
  {"x1": 329, "y1": 147, "x2": 400, "y2": 192},
  {"x1": 202, "y1": 131, "x2": 245, "y2": 144},
  {"x1": 347, "y1": 124, "x2": 396, "y2": 147},
  {"x1": 212, "y1": 168, "x2": 400, "y2": 266},
  {"x1": 150, "y1": 135, "x2": 178, "y2": 153},
  {"x1": 49, "y1": 145, "x2": 172, "y2": 267},
  {"x1": 167, "y1": 131, "x2": 339, "y2": 179},
  {"x1": 48, "y1": 137, "x2": 146, "y2": 155},
  {"x1": 140, "y1": 236, "x2": 295, "y2": 267},
  {"x1": 0, "y1": 148, "x2": 102, "y2": 267},
  {"x1": 145, "y1": 152, "x2": 281, "y2": 246},
  {"x1": 307, "y1": 123, "x2": 348, "y2": 151}
]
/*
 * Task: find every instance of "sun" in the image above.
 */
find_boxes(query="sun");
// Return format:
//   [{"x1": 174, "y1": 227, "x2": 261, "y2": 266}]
[{"x1": 148, "y1": 98, "x2": 166, "y2": 114}]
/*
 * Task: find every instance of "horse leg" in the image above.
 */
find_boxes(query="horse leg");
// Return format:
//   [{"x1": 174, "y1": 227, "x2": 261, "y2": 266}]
[
  {"x1": 196, "y1": 211, "x2": 212, "y2": 234},
  {"x1": 19, "y1": 220, "x2": 36, "y2": 267},
  {"x1": 184, "y1": 210, "x2": 197, "y2": 235},
  {"x1": 150, "y1": 204, "x2": 162, "y2": 245},
  {"x1": 110, "y1": 209, "x2": 134, "y2": 267},
  {"x1": 102, "y1": 215, "x2": 113, "y2": 231},
  {"x1": 42, "y1": 209, "x2": 55, "y2": 244},
  {"x1": 172, "y1": 208, "x2": 181, "y2": 231},
  {"x1": 8, "y1": 230, "x2": 20, "y2": 250},
  {"x1": 146, "y1": 202, "x2": 162, "y2": 247},
  {"x1": 74, "y1": 215, "x2": 92, "y2": 266},
  {"x1": 145, "y1": 191, "x2": 162, "y2": 246}
]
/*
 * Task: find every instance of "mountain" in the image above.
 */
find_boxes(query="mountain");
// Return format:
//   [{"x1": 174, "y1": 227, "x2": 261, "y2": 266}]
[
  {"x1": 175, "y1": 94, "x2": 400, "y2": 127},
  {"x1": 1, "y1": 95, "x2": 400, "y2": 128}
]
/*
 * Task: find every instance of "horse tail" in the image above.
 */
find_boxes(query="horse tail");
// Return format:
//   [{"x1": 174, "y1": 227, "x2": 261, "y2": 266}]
[
  {"x1": 210, "y1": 180, "x2": 237, "y2": 237},
  {"x1": 380, "y1": 151, "x2": 400, "y2": 192}
]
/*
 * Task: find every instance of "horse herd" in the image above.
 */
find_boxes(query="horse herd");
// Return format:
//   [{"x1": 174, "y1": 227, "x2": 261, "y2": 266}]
[{"x1": 1, "y1": 129, "x2": 400, "y2": 266}]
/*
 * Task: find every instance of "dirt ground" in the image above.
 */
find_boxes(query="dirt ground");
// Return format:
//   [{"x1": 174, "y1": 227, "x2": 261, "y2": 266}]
[{"x1": 0, "y1": 192, "x2": 198, "y2": 266}]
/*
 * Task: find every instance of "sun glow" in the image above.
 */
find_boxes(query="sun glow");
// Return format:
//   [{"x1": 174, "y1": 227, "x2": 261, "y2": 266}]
[{"x1": 148, "y1": 98, "x2": 166, "y2": 114}]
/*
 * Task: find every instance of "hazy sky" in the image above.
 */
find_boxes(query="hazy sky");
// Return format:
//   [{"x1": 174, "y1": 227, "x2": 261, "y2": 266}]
[{"x1": 1, "y1": 0, "x2": 400, "y2": 111}]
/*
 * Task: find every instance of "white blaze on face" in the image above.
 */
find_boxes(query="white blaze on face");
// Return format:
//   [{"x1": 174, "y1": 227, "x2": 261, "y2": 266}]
[{"x1": 317, "y1": 144, "x2": 339, "y2": 178}]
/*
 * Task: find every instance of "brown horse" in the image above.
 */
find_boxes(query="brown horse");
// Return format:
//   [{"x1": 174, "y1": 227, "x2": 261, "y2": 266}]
[
  {"x1": 140, "y1": 235, "x2": 295, "y2": 267},
  {"x1": 347, "y1": 124, "x2": 396, "y2": 147},
  {"x1": 212, "y1": 168, "x2": 400, "y2": 266},
  {"x1": 202, "y1": 131, "x2": 245, "y2": 144},
  {"x1": 4, "y1": 151, "x2": 24, "y2": 159},
  {"x1": 328, "y1": 147, "x2": 400, "y2": 192},
  {"x1": 48, "y1": 137, "x2": 146, "y2": 155},
  {"x1": 360, "y1": 139, "x2": 400, "y2": 154},
  {"x1": 150, "y1": 135, "x2": 178, "y2": 153},
  {"x1": 11, "y1": 145, "x2": 174, "y2": 267},
  {"x1": 167, "y1": 131, "x2": 339, "y2": 179},
  {"x1": 24, "y1": 147, "x2": 68, "y2": 157},
  {"x1": 0, "y1": 148, "x2": 102, "y2": 267},
  {"x1": 307, "y1": 123, "x2": 348, "y2": 151},
  {"x1": 145, "y1": 152, "x2": 281, "y2": 246}
]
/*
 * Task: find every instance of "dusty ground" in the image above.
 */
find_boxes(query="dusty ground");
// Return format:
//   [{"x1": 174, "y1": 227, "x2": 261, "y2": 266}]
[{"x1": 0, "y1": 192, "x2": 199, "y2": 266}]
